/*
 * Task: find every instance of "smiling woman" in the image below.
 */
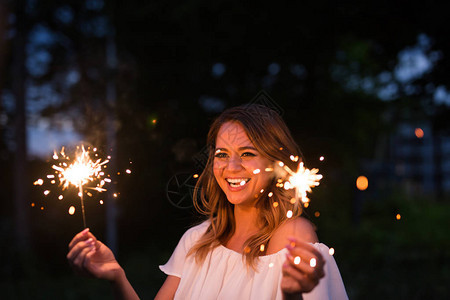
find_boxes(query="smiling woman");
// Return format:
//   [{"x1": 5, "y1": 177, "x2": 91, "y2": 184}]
[
  {"x1": 157, "y1": 104, "x2": 348, "y2": 299},
  {"x1": 66, "y1": 104, "x2": 348, "y2": 300}
]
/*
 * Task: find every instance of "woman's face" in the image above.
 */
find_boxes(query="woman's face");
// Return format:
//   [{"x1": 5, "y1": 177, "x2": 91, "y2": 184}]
[{"x1": 213, "y1": 121, "x2": 273, "y2": 207}]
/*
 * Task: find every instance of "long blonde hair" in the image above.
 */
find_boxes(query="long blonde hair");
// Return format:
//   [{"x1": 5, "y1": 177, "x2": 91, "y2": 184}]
[{"x1": 188, "y1": 104, "x2": 303, "y2": 268}]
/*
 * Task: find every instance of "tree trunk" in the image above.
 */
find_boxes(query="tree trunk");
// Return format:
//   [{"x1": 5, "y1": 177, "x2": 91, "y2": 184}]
[
  {"x1": 12, "y1": 0, "x2": 30, "y2": 251},
  {"x1": 0, "y1": 1, "x2": 10, "y2": 92}
]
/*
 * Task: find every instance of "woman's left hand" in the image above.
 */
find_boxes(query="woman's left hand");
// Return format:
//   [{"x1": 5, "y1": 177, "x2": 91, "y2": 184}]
[{"x1": 280, "y1": 237, "x2": 325, "y2": 297}]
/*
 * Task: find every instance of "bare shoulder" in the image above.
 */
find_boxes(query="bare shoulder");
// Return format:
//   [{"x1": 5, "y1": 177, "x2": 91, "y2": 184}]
[{"x1": 266, "y1": 217, "x2": 318, "y2": 254}]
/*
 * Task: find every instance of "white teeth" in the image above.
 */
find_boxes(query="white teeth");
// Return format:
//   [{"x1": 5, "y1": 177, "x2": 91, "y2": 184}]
[
  {"x1": 226, "y1": 178, "x2": 249, "y2": 183},
  {"x1": 226, "y1": 178, "x2": 250, "y2": 187}
]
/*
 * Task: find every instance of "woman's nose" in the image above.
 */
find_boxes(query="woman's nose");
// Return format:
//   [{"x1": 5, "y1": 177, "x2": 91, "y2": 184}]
[{"x1": 227, "y1": 155, "x2": 243, "y2": 171}]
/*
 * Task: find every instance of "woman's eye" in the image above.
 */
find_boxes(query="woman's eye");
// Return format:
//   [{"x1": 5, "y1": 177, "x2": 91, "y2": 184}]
[
  {"x1": 214, "y1": 152, "x2": 228, "y2": 158},
  {"x1": 241, "y1": 152, "x2": 256, "y2": 157}
]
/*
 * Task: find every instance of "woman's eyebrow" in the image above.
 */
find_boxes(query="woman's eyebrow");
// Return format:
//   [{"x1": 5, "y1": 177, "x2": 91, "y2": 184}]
[
  {"x1": 238, "y1": 146, "x2": 257, "y2": 151},
  {"x1": 215, "y1": 146, "x2": 256, "y2": 152}
]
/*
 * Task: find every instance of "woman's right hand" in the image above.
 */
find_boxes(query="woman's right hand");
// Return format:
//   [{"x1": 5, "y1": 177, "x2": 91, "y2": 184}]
[{"x1": 67, "y1": 228, "x2": 123, "y2": 282}]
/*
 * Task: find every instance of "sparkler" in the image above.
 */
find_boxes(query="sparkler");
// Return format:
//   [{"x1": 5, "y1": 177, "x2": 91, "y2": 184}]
[
  {"x1": 52, "y1": 145, "x2": 109, "y2": 228},
  {"x1": 278, "y1": 158, "x2": 323, "y2": 213},
  {"x1": 274, "y1": 156, "x2": 326, "y2": 268},
  {"x1": 34, "y1": 145, "x2": 110, "y2": 228}
]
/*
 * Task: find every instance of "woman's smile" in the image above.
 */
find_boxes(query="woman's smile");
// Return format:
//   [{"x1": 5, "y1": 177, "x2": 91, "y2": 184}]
[{"x1": 226, "y1": 177, "x2": 250, "y2": 188}]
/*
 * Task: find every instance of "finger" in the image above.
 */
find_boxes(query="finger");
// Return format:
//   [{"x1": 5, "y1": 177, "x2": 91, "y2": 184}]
[
  {"x1": 72, "y1": 245, "x2": 92, "y2": 266},
  {"x1": 67, "y1": 238, "x2": 95, "y2": 265},
  {"x1": 286, "y1": 239, "x2": 325, "y2": 270},
  {"x1": 83, "y1": 247, "x2": 97, "y2": 273},
  {"x1": 285, "y1": 253, "x2": 325, "y2": 280},
  {"x1": 94, "y1": 240, "x2": 104, "y2": 251},
  {"x1": 68, "y1": 228, "x2": 91, "y2": 249},
  {"x1": 286, "y1": 248, "x2": 325, "y2": 275}
]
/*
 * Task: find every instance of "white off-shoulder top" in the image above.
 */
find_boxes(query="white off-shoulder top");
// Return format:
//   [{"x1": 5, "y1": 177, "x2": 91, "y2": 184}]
[{"x1": 160, "y1": 221, "x2": 348, "y2": 300}]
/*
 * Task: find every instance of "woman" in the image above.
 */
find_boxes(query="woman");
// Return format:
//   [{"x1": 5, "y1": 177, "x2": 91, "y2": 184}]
[{"x1": 67, "y1": 104, "x2": 348, "y2": 299}]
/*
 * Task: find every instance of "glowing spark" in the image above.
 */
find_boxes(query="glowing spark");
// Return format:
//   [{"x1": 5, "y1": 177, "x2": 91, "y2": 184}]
[
  {"x1": 269, "y1": 263, "x2": 274, "y2": 268},
  {"x1": 113, "y1": 193, "x2": 118, "y2": 198},
  {"x1": 99, "y1": 200, "x2": 104, "y2": 204},
  {"x1": 329, "y1": 248, "x2": 335, "y2": 256},
  {"x1": 34, "y1": 179, "x2": 44, "y2": 186},
  {"x1": 68, "y1": 206, "x2": 76, "y2": 215},
  {"x1": 286, "y1": 210, "x2": 293, "y2": 218},
  {"x1": 265, "y1": 167, "x2": 274, "y2": 172},
  {"x1": 45, "y1": 145, "x2": 110, "y2": 228},
  {"x1": 310, "y1": 258, "x2": 317, "y2": 267},
  {"x1": 290, "y1": 198, "x2": 296, "y2": 204},
  {"x1": 268, "y1": 192, "x2": 273, "y2": 197},
  {"x1": 280, "y1": 162, "x2": 322, "y2": 203},
  {"x1": 52, "y1": 146, "x2": 109, "y2": 190},
  {"x1": 253, "y1": 169, "x2": 261, "y2": 174},
  {"x1": 260, "y1": 189, "x2": 264, "y2": 193},
  {"x1": 193, "y1": 174, "x2": 199, "y2": 178},
  {"x1": 294, "y1": 256, "x2": 301, "y2": 265},
  {"x1": 319, "y1": 156, "x2": 324, "y2": 161},
  {"x1": 260, "y1": 244, "x2": 265, "y2": 252},
  {"x1": 240, "y1": 180, "x2": 246, "y2": 186},
  {"x1": 314, "y1": 211, "x2": 320, "y2": 217},
  {"x1": 44, "y1": 190, "x2": 50, "y2": 196},
  {"x1": 396, "y1": 214, "x2": 401, "y2": 220},
  {"x1": 273, "y1": 202, "x2": 279, "y2": 208},
  {"x1": 31, "y1": 203, "x2": 35, "y2": 207}
]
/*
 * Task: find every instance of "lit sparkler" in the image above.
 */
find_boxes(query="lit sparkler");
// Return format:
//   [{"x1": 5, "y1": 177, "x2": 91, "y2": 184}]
[
  {"x1": 35, "y1": 145, "x2": 110, "y2": 228},
  {"x1": 53, "y1": 145, "x2": 109, "y2": 227},
  {"x1": 279, "y1": 160, "x2": 322, "y2": 210}
]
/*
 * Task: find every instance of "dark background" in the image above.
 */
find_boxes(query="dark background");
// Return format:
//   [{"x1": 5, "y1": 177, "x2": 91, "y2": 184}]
[{"x1": 1, "y1": 1, "x2": 449, "y2": 299}]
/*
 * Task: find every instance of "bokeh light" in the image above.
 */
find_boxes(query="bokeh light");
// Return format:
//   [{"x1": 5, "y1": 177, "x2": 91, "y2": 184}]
[{"x1": 356, "y1": 176, "x2": 369, "y2": 191}]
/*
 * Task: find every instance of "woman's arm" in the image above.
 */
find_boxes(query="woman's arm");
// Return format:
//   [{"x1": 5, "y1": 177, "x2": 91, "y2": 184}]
[
  {"x1": 110, "y1": 268, "x2": 140, "y2": 300},
  {"x1": 154, "y1": 275, "x2": 180, "y2": 300}
]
